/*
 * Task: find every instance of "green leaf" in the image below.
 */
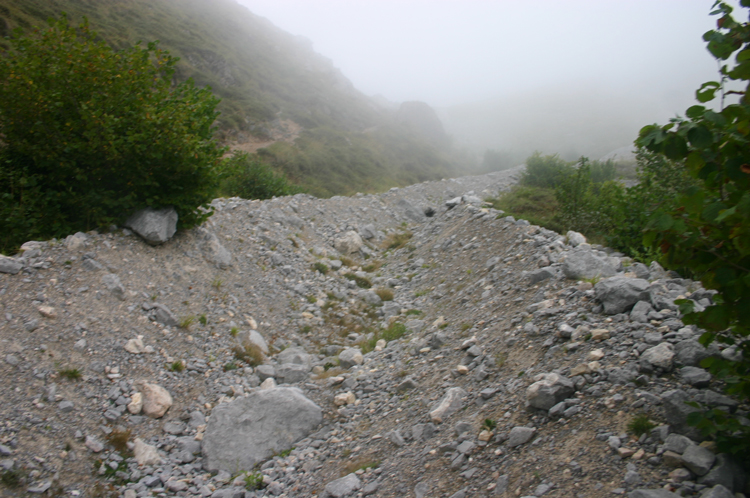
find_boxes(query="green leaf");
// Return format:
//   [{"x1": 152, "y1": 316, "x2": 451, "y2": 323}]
[
  {"x1": 662, "y1": 134, "x2": 689, "y2": 160},
  {"x1": 687, "y1": 125, "x2": 713, "y2": 149},
  {"x1": 697, "y1": 81, "x2": 721, "y2": 102},
  {"x1": 686, "y1": 105, "x2": 706, "y2": 119}
]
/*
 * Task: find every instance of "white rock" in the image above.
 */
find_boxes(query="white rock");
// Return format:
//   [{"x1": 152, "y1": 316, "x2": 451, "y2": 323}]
[
  {"x1": 134, "y1": 438, "x2": 163, "y2": 466},
  {"x1": 260, "y1": 378, "x2": 277, "y2": 390},
  {"x1": 127, "y1": 392, "x2": 143, "y2": 414},
  {"x1": 136, "y1": 382, "x2": 172, "y2": 418}
]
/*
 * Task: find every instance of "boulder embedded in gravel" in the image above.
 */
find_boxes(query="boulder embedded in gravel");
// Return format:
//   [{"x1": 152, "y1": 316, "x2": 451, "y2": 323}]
[
  {"x1": 507, "y1": 426, "x2": 535, "y2": 448},
  {"x1": 359, "y1": 224, "x2": 377, "y2": 240},
  {"x1": 0, "y1": 256, "x2": 23, "y2": 275},
  {"x1": 526, "y1": 266, "x2": 557, "y2": 284},
  {"x1": 134, "y1": 438, "x2": 163, "y2": 466},
  {"x1": 699, "y1": 485, "x2": 735, "y2": 498},
  {"x1": 628, "y1": 490, "x2": 680, "y2": 498},
  {"x1": 526, "y1": 373, "x2": 575, "y2": 411},
  {"x1": 640, "y1": 343, "x2": 675, "y2": 372},
  {"x1": 101, "y1": 273, "x2": 126, "y2": 301},
  {"x1": 566, "y1": 231, "x2": 586, "y2": 247},
  {"x1": 697, "y1": 453, "x2": 747, "y2": 492},
  {"x1": 680, "y1": 366, "x2": 711, "y2": 387},
  {"x1": 660, "y1": 390, "x2": 702, "y2": 440},
  {"x1": 199, "y1": 229, "x2": 232, "y2": 269},
  {"x1": 334, "y1": 231, "x2": 364, "y2": 255},
  {"x1": 324, "y1": 473, "x2": 361, "y2": 498},
  {"x1": 203, "y1": 387, "x2": 322, "y2": 473},
  {"x1": 397, "y1": 198, "x2": 425, "y2": 222},
  {"x1": 136, "y1": 382, "x2": 173, "y2": 418},
  {"x1": 681, "y1": 444, "x2": 715, "y2": 476},
  {"x1": 153, "y1": 304, "x2": 179, "y2": 327},
  {"x1": 594, "y1": 277, "x2": 650, "y2": 314},
  {"x1": 562, "y1": 249, "x2": 617, "y2": 280},
  {"x1": 674, "y1": 339, "x2": 713, "y2": 367},
  {"x1": 630, "y1": 300, "x2": 652, "y2": 323},
  {"x1": 338, "y1": 348, "x2": 364, "y2": 369},
  {"x1": 429, "y1": 387, "x2": 467, "y2": 423},
  {"x1": 234, "y1": 330, "x2": 269, "y2": 355},
  {"x1": 125, "y1": 207, "x2": 178, "y2": 245},
  {"x1": 276, "y1": 347, "x2": 312, "y2": 369},
  {"x1": 275, "y1": 363, "x2": 309, "y2": 384}
]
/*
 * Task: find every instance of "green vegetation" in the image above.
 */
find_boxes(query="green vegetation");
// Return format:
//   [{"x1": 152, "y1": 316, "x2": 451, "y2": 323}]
[
  {"x1": 223, "y1": 361, "x2": 238, "y2": 372},
  {"x1": 178, "y1": 315, "x2": 196, "y2": 329},
  {"x1": 242, "y1": 471, "x2": 265, "y2": 491},
  {"x1": 233, "y1": 342, "x2": 265, "y2": 367},
  {"x1": 383, "y1": 231, "x2": 413, "y2": 250},
  {"x1": 0, "y1": 16, "x2": 224, "y2": 253},
  {"x1": 374, "y1": 288, "x2": 394, "y2": 301},
  {"x1": 313, "y1": 262, "x2": 329, "y2": 275},
  {"x1": 220, "y1": 153, "x2": 302, "y2": 200},
  {"x1": 627, "y1": 414, "x2": 656, "y2": 437},
  {"x1": 635, "y1": 1, "x2": 750, "y2": 459},
  {"x1": 59, "y1": 367, "x2": 82, "y2": 380},
  {"x1": 362, "y1": 322, "x2": 408, "y2": 353},
  {"x1": 168, "y1": 360, "x2": 184, "y2": 373},
  {"x1": 482, "y1": 418, "x2": 497, "y2": 431},
  {"x1": 199, "y1": 314, "x2": 208, "y2": 326},
  {"x1": 0, "y1": 468, "x2": 24, "y2": 488},
  {"x1": 344, "y1": 272, "x2": 372, "y2": 289}
]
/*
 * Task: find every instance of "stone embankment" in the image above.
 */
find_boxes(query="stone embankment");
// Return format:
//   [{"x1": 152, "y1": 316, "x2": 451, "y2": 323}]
[{"x1": 0, "y1": 165, "x2": 744, "y2": 498}]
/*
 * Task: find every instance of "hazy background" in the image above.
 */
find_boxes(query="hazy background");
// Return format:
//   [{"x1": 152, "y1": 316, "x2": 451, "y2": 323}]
[{"x1": 237, "y1": 0, "x2": 741, "y2": 163}]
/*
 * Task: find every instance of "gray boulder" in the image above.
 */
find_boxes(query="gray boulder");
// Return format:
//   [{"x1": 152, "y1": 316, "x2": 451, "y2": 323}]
[
  {"x1": 681, "y1": 444, "x2": 715, "y2": 476},
  {"x1": 507, "y1": 426, "x2": 535, "y2": 448},
  {"x1": 199, "y1": 229, "x2": 232, "y2": 269},
  {"x1": 397, "y1": 198, "x2": 425, "y2": 222},
  {"x1": 699, "y1": 485, "x2": 734, "y2": 498},
  {"x1": 202, "y1": 387, "x2": 322, "y2": 473},
  {"x1": 275, "y1": 364, "x2": 309, "y2": 384},
  {"x1": 277, "y1": 347, "x2": 312, "y2": 369},
  {"x1": 324, "y1": 473, "x2": 361, "y2": 498},
  {"x1": 562, "y1": 249, "x2": 617, "y2": 280},
  {"x1": 234, "y1": 330, "x2": 269, "y2": 355},
  {"x1": 526, "y1": 373, "x2": 575, "y2": 411},
  {"x1": 334, "y1": 231, "x2": 364, "y2": 255},
  {"x1": 154, "y1": 304, "x2": 178, "y2": 327},
  {"x1": 0, "y1": 255, "x2": 23, "y2": 275},
  {"x1": 429, "y1": 387, "x2": 467, "y2": 423},
  {"x1": 338, "y1": 348, "x2": 364, "y2": 369},
  {"x1": 697, "y1": 454, "x2": 746, "y2": 492},
  {"x1": 594, "y1": 277, "x2": 650, "y2": 315},
  {"x1": 640, "y1": 343, "x2": 675, "y2": 372},
  {"x1": 101, "y1": 273, "x2": 126, "y2": 301},
  {"x1": 630, "y1": 300, "x2": 653, "y2": 323},
  {"x1": 674, "y1": 339, "x2": 714, "y2": 367},
  {"x1": 680, "y1": 366, "x2": 711, "y2": 388},
  {"x1": 125, "y1": 207, "x2": 177, "y2": 245},
  {"x1": 566, "y1": 231, "x2": 587, "y2": 247},
  {"x1": 359, "y1": 224, "x2": 377, "y2": 240},
  {"x1": 527, "y1": 266, "x2": 557, "y2": 284},
  {"x1": 660, "y1": 390, "x2": 702, "y2": 441},
  {"x1": 628, "y1": 490, "x2": 680, "y2": 498}
]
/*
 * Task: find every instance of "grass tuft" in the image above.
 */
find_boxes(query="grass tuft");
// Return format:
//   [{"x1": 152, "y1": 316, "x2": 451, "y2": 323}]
[
  {"x1": 627, "y1": 414, "x2": 656, "y2": 437},
  {"x1": 233, "y1": 342, "x2": 265, "y2": 367},
  {"x1": 59, "y1": 368, "x2": 82, "y2": 380},
  {"x1": 374, "y1": 288, "x2": 394, "y2": 301}
]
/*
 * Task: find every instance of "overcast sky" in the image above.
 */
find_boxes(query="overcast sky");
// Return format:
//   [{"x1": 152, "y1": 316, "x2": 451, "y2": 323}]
[{"x1": 236, "y1": 0, "x2": 736, "y2": 110}]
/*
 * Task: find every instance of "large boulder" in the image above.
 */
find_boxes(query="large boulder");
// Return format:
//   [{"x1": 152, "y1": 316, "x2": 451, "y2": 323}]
[
  {"x1": 562, "y1": 249, "x2": 617, "y2": 280},
  {"x1": 198, "y1": 228, "x2": 232, "y2": 269},
  {"x1": 276, "y1": 347, "x2": 312, "y2": 370},
  {"x1": 640, "y1": 343, "x2": 675, "y2": 372},
  {"x1": 429, "y1": 387, "x2": 467, "y2": 423},
  {"x1": 594, "y1": 277, "x2": 650, "y2": 315},
  {"x1": 125, "y1": 207, "x2": 177, "y2": 245},
  {"x1": 660, "y1": 390, "x2": 703, "y2": 441},
  {"x1": 0, "y1": 255, "x2": 23, "y2": 275},
  {"x1": 397, "y1": 198, "x2": 425, "y2": 223},
  {"x1": 136, "y1": 382, "x2": 173, "y2": 419},
  {"x1": 334, "y1": 231, "x2": 364, "y2": 255},
  {"x1": 234, "y1": 330, "x2": 268, "y2": 355},
  {"x1": 202, "y1": 387, "x2": 323, "y2": 473},
  {"x1": 526, "y1": 373, "x2": 575, "y2": 411}
]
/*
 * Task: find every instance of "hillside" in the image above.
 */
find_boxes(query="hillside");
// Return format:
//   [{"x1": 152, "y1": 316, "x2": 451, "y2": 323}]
[
  {"x1": 0, "y1": 168, "x2": 741, "y2": 498},
  {"x1": 0, "y1": 0, "x2": 469, "y2": 197}
]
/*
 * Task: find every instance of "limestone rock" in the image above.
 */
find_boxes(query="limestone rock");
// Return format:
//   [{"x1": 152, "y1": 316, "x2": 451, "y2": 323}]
[
  {"x1": 526, "y1": 373, "x2": 575, "y2": 411},
  {"x1": 134, "y1": 438, "x2": 163, "y2": 466},
  {"x1": 562, "y1": 249, "x2": 617, "y2": 280},
  {"x1": 397, "y1": 198, "x2": 425, "y2": 222},
  {"x1": 338, "y1": 348, "x2": 364, "y2": 369},
  {"x1": 276, "y1": 347, "x2": 312, "y2": 369},
  {"x1": 661, "y1": 390, "x2": 702, "y2": 441},
  {"x1": 334, "y1": 231, "x2": 364, "y2": 254},
  {"x1": 0, "y1": 255, "x2": 23, "y2": 275},
  {"x1": 594, "y1": 277, "x2": 651, "y2": 315},
  {"x1": 429, "y1": 387, "x2": 467, "y2": 423},
  {"x1": 137, "y1": 382, "x2": 173, "y2": 418},
  {"x1": 325, "y1": 473, "x2": 361, "y2": 498},
  {"x1": 640, "y1": 343, "x2": 675, "y2": 372},
  {"x1": 234, "y1": 329, "x2": 269, "y2": 355},
  {"x1": 128, "y1": 393, "x2": 143, "y2": 414},
  {"x1": 101, "y1": 273, "x2": 126, "y2": 301},
  {"x1": 125, "y1": 207, "x2": 177, "y2": 245},
  {"x1": 203, "y1": 387, "x2": 322, "y2": 473},
  {"x1": 199, "y1": 229, "x2": 232, "y2": 269},
  {"x1": 507, "y1": 426, "x2": 535, "y2": 447}
]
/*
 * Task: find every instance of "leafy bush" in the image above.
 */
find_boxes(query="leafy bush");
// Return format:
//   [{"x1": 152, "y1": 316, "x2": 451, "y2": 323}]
[
  {"x1": 220, "y1": 152, "x2": 302, "y2": 200},
  {"x1": 0, "y1": 16, "x2": 226, "y2": 253},
  {"x1": 521, "y1": 152, "x2": 572, "y2": 188},
  {"x1": 637, "y1": 1, "x2": 750, "y2": 458}
]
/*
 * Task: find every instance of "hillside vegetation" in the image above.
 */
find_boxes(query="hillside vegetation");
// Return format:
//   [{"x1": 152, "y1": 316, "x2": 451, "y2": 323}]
[{"x1": 0, "y1": 0, "x2": 468, "y2": 197}]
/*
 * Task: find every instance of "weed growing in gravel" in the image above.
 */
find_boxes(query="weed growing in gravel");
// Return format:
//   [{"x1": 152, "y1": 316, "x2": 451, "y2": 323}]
[
  {"x1": 344, "y1": 273, "x2": 372, "y2": 289},
  {"x1": 233, "y1": 343, "x2": 265, "y2": 367},
  {"x1": 374, "y1": 288, "x2": 393, "y2": 301},
  {"x1": 414, "y1": 289, "x2": 430, "y2": 297},
  {"x1": 627, "y1": 414, "x2": 656, "y2": 437},
  {"x1": 382, "y1": 231, "x2": 413, "y2": 250},
  {"x1": 438, "y1": 322, "x2": 449, "y2": 330},
  {"x1": 243, "y1": 471, "x2": 265, "y2": 490},
  {"x1": 339, "y1": 256, "x2": 354, "y2": 267},
  {"x1": 381, "y1": 322, "x2": 407, "y2": 342},
  {"x1": 313, "y1": 262, "x2": 329, "y2": 274},
  {"x1": 0, "y1": 468, "x2": 25, "y2": 487},
  {"x1": 482, "y1": 419, "x2": 497, "y2": 431},
  {"x1": 229, "y1": 327, "x2": 239, "y2": 337},
  {"x1": 211, "y1": 277, "x2": 223, "y2": 289},
  {"x1": 461, "y1": 323, "x2": 472, "y2": 331},
  {"x1": 341, "y1": 456, "x2": 380, "y2": 476},
  {"x1": 106, "y1": 428, "x2": 132, "y2": 454},
  {"x1": 300, "y1": 325, "x2": 312, "y2": 334},
  {"x1": 362, "y1": 260, "x2": 382, "y2": 273},
  {"x1": 199, "y1": 314, "x2": 208, "y2": 325},
  {"x1": 582, "y1": 275, "x2": 601, "y2": 286},
  {"x1": 306, "y1": 295, "x2": 317, "y2": 304},
  {"x1": 405, "y1": 309, "x2": 422, "y2": 316},
  {"x1": 59, "y1": 368, "x2": 82, "y2": 380},
  {"x1": 178, "y1": 315, "x2": 195, "y2": 329},
  {"x1": 223, "y1": 361, "x2": 238, "y2": 371},
  {"x1": 495, "y1": 353, "x2": 507, "y2": 369},
  {"x1": 168, "y1": 360, "x2": 184, "y2": 372}
]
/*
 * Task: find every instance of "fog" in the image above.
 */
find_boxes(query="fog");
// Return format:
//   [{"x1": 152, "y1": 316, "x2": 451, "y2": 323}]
[{"x1": 237, "y1": 0, "x2": 742, "y2": 161}]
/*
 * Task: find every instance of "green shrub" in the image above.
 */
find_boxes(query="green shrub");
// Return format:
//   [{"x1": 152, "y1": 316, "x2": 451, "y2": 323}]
[
  {"x1": 344, "y1": 272, "x2": 372, "y2": 289},
  {"x1": 314, "y1": 262, "x2": 329, "y2": 274},
  {"x1": 0, "y1": 16, "x2": 226, "y2": 254},
  {"x1": 374, "y1": 288, "x2": 394, "y2": 301},
  {"x1": 627, "y1": 414, "x2": 656, "y2": 437},
  {"x1": 636, "y1": 0, "x2": 750, "y2": 460},
  {"x1": 220, "y1": 153, "x2": 302, "y2": 200},
  {"x1": 521, "y1": 152, "x2": 573, "y2": 188}
]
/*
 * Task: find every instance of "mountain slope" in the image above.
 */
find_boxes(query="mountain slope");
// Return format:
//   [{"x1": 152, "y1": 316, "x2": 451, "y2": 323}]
[{"x1": 0, "y1": 0, "x2": 469, "y2": 197}]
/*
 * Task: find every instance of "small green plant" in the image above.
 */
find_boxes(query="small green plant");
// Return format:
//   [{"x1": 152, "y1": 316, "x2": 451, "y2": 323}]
[
  {"x1": 223, "y1": 361, "x2": 238, "y2": 371},
  {"x1": 106, "y1": 428, "x2": 132, "y2": 454},
  {"x1": 300, "y1": 325, "x2": 312, "y2": 334},
  {"x1": 414, "y1": 289, "x2": 430, "y2": 297},
  {"x1": 381, "y1": 322, "x2": 407, "y2": 342},
  {"x1": 233, "y1": 342, "x2": 265, "y2": 367},
  {"x1": 627, "y1": 414, "x2": 656, "y2": 437},
  {"x1": 278, "y1": 447, "x2": 294, "y2": 458},
  {"x1": 438, "y1": 322, "x2": 449, "y2": 329},
  {"x1": 466, "y1": 269, "x2": 472, "y2": 275},
  {"x1": 582, "y1": 275, "x2": 601, "y2": 286},
  {"x1": 211, "y1": 278, "x2": 223, "y2": 290},
  {"x1": 460, "y1": 323, "x2": 472, "y2": 332},
  {"x1": 168, "y1": 360, "x2": 185, "y2": 372},
  {"x1": 584, "y1": 333, "x2": 592, "y2": 342},
  {"x1": 482, "y1": 419, "x2": 497, "y2": 431},
  {"x1": 306, "y1": 294, "x2": 317, "y2": 304},
  {"x1": 64, "y1": 260, "x2": 72, "y2": 266},
  {"x1": 1, "y1": 468, "x2": 25, "y2": 488},
  {"x1": 59, "y1": 368, "x2": 82, "y2": 380},
  {"x1": 313, "y1": 262, "x2": 329, "y2": 274},
  {"x1": 242, "y1": 471, "x2": 265, "y2": 491},
  {"x1": 340, "y1": 256, "x2": 355, "y2": 267},
  {"x1": 495, "y1": 352, "x2": 507, "y2": 369},
  {"x1": 518, "y1": 370, "x2": 525, "y2": 377},
  {"x1": 199, "y1": 314, "x2": 208, "y2": 325},
  {"x1": 344, "y1": 273, "x2": 372, "y2": 289},
  {"x1": 374, "y1": 288, "x2": 394, "y2": 301},
  {"x1": 178, "y1": 315, "x2": 195, "y2": 329},
  {"x1": 382, "y1": 231, "x2": 413, "y2": 250},
  {"x1": 229, "y1": 327, "x2": 239, "y2": 337},
  {"x1": 405, "y1": 309, "x2": 422, "y2": 316},
  {"x1": 362, "y1": 260, "x2": 383, "y2": 273}
]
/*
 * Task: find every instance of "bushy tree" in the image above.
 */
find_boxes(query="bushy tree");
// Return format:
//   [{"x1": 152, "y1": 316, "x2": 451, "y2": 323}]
[
  {"x1": 0, "y1": 16, "x2": 226, "y2": 253},
  {"x1": 521, "y1": 151, "x2": 572, "y2": 188},
  {"x1": 637, "y1": 1, "x2": 750, "y2": 457},
  {"x1": 220, "y1": 153, "x2": 302, "y2": 200}
]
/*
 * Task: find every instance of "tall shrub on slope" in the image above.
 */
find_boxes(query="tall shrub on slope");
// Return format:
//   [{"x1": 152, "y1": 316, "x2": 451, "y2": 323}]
[
  {"x1": 0, "y1": 16, "x2": 226, "y2": 253},
  {"x1": 637, "y1": 1, "x2": 750, "y2": 457}
]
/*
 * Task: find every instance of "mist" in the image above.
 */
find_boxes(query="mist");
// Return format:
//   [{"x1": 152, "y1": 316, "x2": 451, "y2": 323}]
[{"x1": 237, "y1": 0, "x2": 740, "y2": 163}]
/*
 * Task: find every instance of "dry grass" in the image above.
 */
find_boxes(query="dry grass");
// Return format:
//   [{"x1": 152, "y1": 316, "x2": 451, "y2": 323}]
[
  {"x1": 233, "y1": 342, "x2": 265, "y2": 367},
  {"x1": 382, "y1": 231, "x2": 413, "y2": 250},
  {"x1": 374, "y1": 288, "x2": 394, "y2": 301}
]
